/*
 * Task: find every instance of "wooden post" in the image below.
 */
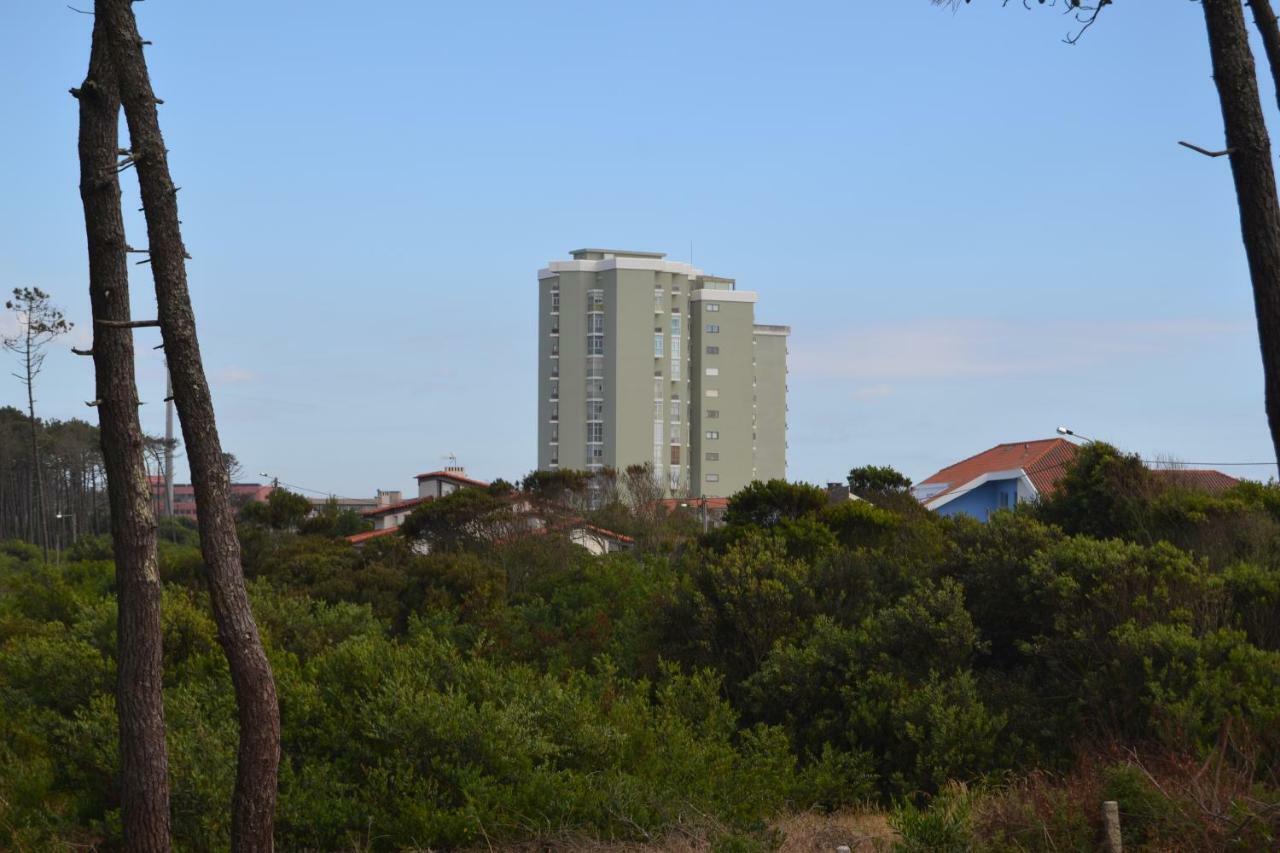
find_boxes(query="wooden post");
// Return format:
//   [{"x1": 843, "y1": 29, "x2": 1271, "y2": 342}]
[{"x1": 1102, "y1": 800, "x2": 1122, "y2": 852}]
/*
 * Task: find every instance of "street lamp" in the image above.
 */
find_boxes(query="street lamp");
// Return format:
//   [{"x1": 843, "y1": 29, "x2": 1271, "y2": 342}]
[
  {"x1": 1056, "y1": 426, "x2": 1095, "y2": 443},
  {"x1": 54, "y1": 511, "x2": 77, "y2": 566}
]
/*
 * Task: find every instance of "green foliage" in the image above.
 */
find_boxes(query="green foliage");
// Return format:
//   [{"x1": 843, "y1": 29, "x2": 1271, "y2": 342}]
[
  {"x1": 890, "y1": 783, "x2": 974, "y2": 852},
  {"x1": 400, "y1": 487, "x2": 511, "y2": 552},
  {"x1": 1037, "y1": 441, "x2": 1152, "y2": 540},
  {"x1": 298, "y1": 499, "x2": 370, "y2": 538},
  {"x1": 847, "y1": 464, "x2": 912, "y2": 496},
  {"x1": 723, "y1": 479, "x2": 828, "y2": 527},
  {"x1": 4, "y1": 459, "x2": 1280, "y2": 848},
  {"x1": 238, "y1": 487, "x2": 312, "y2": 530}
]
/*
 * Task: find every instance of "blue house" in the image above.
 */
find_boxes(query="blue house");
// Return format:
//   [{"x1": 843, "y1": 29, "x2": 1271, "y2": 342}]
[{"x1": 911, "y1": 438, "x2": 1078, "y2": 521}]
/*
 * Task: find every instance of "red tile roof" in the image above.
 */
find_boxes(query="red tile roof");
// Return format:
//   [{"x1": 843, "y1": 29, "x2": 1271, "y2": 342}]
[
  {"x1": 918, "y1": 438, "x2": 1079, "y2": 503},
  {"x1": 346, "y1": 526, "x2": 401, "y2": 545},
  {"x1": 413, "y1": 470, "x2": 490, "y2": 488},
  {"x1": 573, "y1": 523, "x2": 635, "y2": 544},
  {"x1": 1152, "y1": 468, "x2": 1240, "y2": 494},
  {"x1": 362, "y1": 496, "x2": 429, "y2": 518}
]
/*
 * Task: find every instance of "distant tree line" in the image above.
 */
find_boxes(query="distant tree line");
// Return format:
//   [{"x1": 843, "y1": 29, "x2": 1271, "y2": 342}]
[{"x1": 0, "y1": 407, "x2": 108, "y2": 547}]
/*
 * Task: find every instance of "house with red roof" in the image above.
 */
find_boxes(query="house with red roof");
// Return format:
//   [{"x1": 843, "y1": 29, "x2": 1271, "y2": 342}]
[
  {"x1": 912, "y1": 438, "x2": 1078, "y2": 520},
  {"x1": 913, "y1": 438, "x2": 1240, "y2": 521},
  {"x1": 348, "y1": 465, "x2": 635, "y2": 555}
]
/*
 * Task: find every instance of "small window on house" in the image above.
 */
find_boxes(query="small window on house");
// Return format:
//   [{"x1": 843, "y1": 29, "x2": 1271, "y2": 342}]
[
  {"x1": 706, "y1": 389, "x2": 719, "y2": 398},
  {"x1": 706, "y1": 409, "x2": 719, "y2": 419},
  {"x1": 705, "y1": 473, "x2": 719, "y2": 483},
  {"x1": 705, "y1": 430, "x2": 719, "y2": 440},
  {"x1": 705, "y1": 367, "x2": 719, "y2": 376},
  {"x1": 706, "y1": 345, "x2": 719, "y2": 355},
  {"x1": 705, "y1": 452, "x2": 719, "y2": 461},
  {"x1": 705, "y1": 303, "x2": 720, "y2": 312},
  {"x1": 705, "y1": 324, "x2": 720, "y2": 334}
]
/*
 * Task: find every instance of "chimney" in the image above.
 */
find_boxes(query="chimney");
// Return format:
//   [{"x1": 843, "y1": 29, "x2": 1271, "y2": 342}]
[{"x1": 377, "y1": 489, "x2": 402, "y2": 506}]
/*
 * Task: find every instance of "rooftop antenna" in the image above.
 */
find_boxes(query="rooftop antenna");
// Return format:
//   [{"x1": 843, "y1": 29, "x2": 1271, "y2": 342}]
[{"x1": 442, "y1": 452, "x2": 459, "y2": 470}]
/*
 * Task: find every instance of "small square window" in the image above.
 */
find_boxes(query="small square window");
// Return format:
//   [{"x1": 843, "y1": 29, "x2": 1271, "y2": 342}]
[
  {"x1": 706, "y1": 409, "x2": 719, "y2": 419},
  {"x1": 705, "y1": 303, "x2": 720, "y2": 312},
  {"x1": 705, "y1": 451, "x2": 719, "y2": 461},
  {"x1": 706, "y1": 389, "x2": 719, "y2": 398},
  {"x1": 705, "y1": 430, "x2": 719, "y2": 440},
  {"x1": 706, "y1": 345, "x2": 719, "y2": 355},
  {"x1": 705, "y1": 473, "x2": 719, "y2": 483},
  {"x1": 705, "y1": 367, "x2": 719, "y2": 376},
  {"x1": 705, "y1": 324, "x2": 720, "y2": 334}
]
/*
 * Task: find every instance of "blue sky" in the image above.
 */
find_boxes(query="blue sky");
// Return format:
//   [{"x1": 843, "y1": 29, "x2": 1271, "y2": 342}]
[{"x1": 2, "y1": 0, "x2": 1276, "y2": 497}]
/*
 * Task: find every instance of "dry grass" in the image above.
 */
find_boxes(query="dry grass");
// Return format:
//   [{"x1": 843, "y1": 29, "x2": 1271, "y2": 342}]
[
  {"x1": 450, "y1": 809, "x2": 896, "y2": 853},
  {"x1": 772, "y1": 809, "x2": 895, "y2": 852}
]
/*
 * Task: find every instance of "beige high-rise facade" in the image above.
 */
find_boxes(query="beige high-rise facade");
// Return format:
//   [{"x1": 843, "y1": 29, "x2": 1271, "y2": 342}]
[{"x1": 537, "y1": 248, "x2": 788, "y2": 498}]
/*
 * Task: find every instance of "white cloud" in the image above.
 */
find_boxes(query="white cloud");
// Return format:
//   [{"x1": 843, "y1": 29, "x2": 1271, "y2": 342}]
[
  {"x1": 212, "y1": 367, "x2": 256, "y2": 385},
  {"x1": 792, "y1": 318, "x2": 1244, "y2": 382}
]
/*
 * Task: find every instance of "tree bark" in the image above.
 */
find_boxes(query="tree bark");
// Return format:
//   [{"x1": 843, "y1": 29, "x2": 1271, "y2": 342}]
[
  {"x1": 25, "y1": 344, "x2": 49, "y2": 561},
  {"x1": 76, "y1": 11, "x2": 171, "y2": 851},
  {"x1": 97, "y1": 2, "x2": 281, "y2": 848},
  {"x1": 1249, "y1": 0, "x2": 1280, "y2": 113},
  {"x1": 1202, "y1": 0, "x2": 1280, "y2": 466}
]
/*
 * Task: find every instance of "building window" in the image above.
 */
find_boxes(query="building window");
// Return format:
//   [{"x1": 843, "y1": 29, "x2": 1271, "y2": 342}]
[
  {"x1": 671, "y1": 354, "x2": 681, "y2": 380},
  {"x1": 671, "y1": 316, "x2": 681, "y2": 335},
  {"x1": 654, "y1": 286, "x2": 664, "y2": 311},
  {"x1": 654, "y1": 333, "x2": 664, "y2": 357},
  {"x1": 705, "y1": 303, "x2": 720, "y2": 312},
  {"x1": 705, "y1": 367, "x2": 719, "y2": 376},
  {"x1": 670, "y1": 403, "x2": 681, "y2": 424},
  {"x1": 587, "y1": 357, "x2": 604, "y2": 378},
  {"x1": 705, "y1": 473, "x2": 720, "y2": 483},
  {"x1": 588, "y1": 401, "x2": 603, "y2": 421},
  {"x1": 706, "y1": 345, "x2": 719, "y2": 355},
  {"x1": 705, "y1": 324, "x2": 720, "y2": 334},
  {"x1": 550, "y1": 403, "x2": 559, "y2": 422},
  {"x1": 587, "y1": 335, "x2": 604, "y2": 355},
  {"x1": 705, "y1": 451, "x2": 719, "y2": 461},
  {"x1": 550, "y1": 381, "x2": 559, "y2": 400},
  {"x1": 586, "y1": 379, "x2": 604, "y2": 399},
  {"x1": 653, "y1": 399, "x2": 663, "y2": 419},
  {"x1": 706, "y1": 389, "x2": 719, "y2": 398},
  {"x1": 587, "y1": 422, "x2": 604, "y2": 443},
  {"x1": 705, "y1": 430, "x2": 719, "y2": 440},
  {"x1": 588, "y1": 288, "x2": 604, "y2": 310},
  {"x1": 550, "y1": 424, "x2": 559, "y2": 442},
  {"x1": 670, "y1": 445, "x2": 681, "y2": 465},
  {"x1": 588, "y1": 314, "x2": 604, "y2": 335},
  {"x1": 706, "y1": 409, "x2": 719, "y2": 419}
]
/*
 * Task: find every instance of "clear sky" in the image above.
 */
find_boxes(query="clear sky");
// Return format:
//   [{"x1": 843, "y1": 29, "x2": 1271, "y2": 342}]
[{"x1": 2, "y1": 0, "x2": 1276, "y2": 497}]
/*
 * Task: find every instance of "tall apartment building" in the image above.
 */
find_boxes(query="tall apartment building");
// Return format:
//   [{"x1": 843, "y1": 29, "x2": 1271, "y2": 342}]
[{"x1": 537, "y1": 248, "x2": 789, "y2": 498}]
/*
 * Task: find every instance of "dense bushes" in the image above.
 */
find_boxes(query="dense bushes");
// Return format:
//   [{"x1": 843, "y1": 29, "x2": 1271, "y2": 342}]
[{"x1": 2, "y1": 455, "x2": 1280, "y2": 849}]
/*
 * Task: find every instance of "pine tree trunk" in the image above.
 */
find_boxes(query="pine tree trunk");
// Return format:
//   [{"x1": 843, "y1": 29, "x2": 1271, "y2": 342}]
[
  {"x1": 1249, "y1": 0, "x2": 1280, "y2": 113},
  {"x1": 1202, "y1": 0, "x2": 1280, "y2": 466},
  {"x1": 75, "y1": 10, "x2": 171, "y2": 850},
  {"x1": 98, "y1": 2, "x2": 281, "y2": 847},
  {"x1": 26, "y1": 352, "x2": 49, "y2": 561}
]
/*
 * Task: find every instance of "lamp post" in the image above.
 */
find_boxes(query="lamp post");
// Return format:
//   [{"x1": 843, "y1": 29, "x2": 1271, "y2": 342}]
[
  {"x1": 54, "y1": 511, "x2": 76, "y2": 565},
  {"x1": 1056, "y1": 426, "x2": 1096, "y2": 444}
]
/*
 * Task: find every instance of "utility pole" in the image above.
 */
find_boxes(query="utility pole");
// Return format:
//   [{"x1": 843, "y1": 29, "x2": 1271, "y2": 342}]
[{"x1": 163, "y1": 366, "x2": 175, "y2": 517}]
